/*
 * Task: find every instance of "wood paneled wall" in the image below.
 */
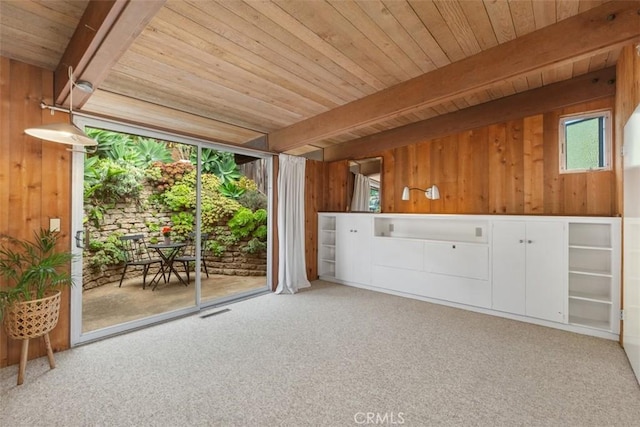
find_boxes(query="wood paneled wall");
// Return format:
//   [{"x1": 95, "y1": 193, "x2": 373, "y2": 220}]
[
  {"x1": 304, "y1": 159, "x2": 349, "y2": 280},
  {"x1": 305, "y1": 96, "x2": 619, "y2": 280},
  {"x1": 379, "y1": 97, "x2": 616, "y2": 216},
  {"x1": 0, "y1": 58, "x2": 72, "y2": 368}
]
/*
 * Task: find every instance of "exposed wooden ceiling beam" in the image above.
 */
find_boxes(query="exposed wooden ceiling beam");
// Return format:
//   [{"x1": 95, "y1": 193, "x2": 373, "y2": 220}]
[
  {"x1": 323, "y1": 66, "x2": 617, "y2": 162},
  {"x1": 54, "y1": 0, "x2": 165, "y2": 108},
  {"x1": 82, "y1": 90, "x2": 263, "y2": 146},
  {"x1": 269, "y1": 1, "x2": 640, "y2": 153}
]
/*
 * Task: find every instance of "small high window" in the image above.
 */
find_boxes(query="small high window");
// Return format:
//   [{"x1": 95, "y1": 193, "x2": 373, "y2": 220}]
[{"x1": 559, "y1": 110, "x2": 611, "y2": 173}]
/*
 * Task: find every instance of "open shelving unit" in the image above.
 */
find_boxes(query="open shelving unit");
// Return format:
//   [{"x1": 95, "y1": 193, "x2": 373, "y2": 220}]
[
  {"x1": 318, "y1": 215, "x2": 337, "y2": 278},
  {"x1": 373, "y1": 216, "x2": 489, "y2": 244},
  {"x1": 567, "y1": 221, "x2": 620, "y2": 332}
]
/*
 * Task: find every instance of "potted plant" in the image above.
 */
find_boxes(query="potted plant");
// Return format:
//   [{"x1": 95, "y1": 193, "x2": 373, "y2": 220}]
[{"x1": 0, "y1": 228, "x2": 74, "y2": 385}]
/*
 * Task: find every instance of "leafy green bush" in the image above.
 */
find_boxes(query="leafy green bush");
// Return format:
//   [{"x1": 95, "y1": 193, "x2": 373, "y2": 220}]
[
  {"x1": 243, "y1": 238, "x2": 267, "y2": 254},
  {"x1": 212, "y1": 226, "x2": 240, "y2": 247},
  {"x1": 200, "y1": 174, "x2": 242, "y2": 228},
  {"x1": 237, "y1": 190, "x2": 268, "y2": 211},
  {"x1": 228, "y1": 208, "x2": 268, "y2": 254},
  {"x1": 207, "y1": 240, "x2": 226, "y2": 257},
  {"x1": 146, "y1": 161, "x2": 194, "y2": 192},
  {"x1": 86, "y1": 233, "x2": 125, "y2": 271},
  {"x1": 237, "y1": 176, "x2": 258, "y2": 192},
  {"x1": 86, "y1": 128, "x2": 173, "y2": 168},
  {"x1": 170, "y1": 212, "x2": 195, "y2": 239},
  {"x1": 84, "y1": 157, "x2": 144, "y2": 227},
  {"x1": 84, "y1": 158, "x2": 143, "y2": 204},
  {"x1": 228, "y1": 208, "x2": 257, "y2": 238},
  {"x1": 162, "y1": 182, "x2": 195, "y2": 211}
]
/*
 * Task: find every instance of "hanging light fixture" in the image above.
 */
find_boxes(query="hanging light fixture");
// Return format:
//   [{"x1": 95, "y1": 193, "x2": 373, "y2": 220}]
[{"x1": 24, "y1": 66, "x2": 97, "y2": 147}]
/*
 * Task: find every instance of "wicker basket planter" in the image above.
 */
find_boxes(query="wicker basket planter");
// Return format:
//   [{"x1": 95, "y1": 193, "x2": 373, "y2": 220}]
[
  {"x1": 3, "y1": 291, "x2": 62, "y2": 385},
  {"x1": 0, "y1": 229, "x2": 74, "y2": 385},
  {"x1": 4, "y1": 290, "x2": 61, "y2": 339}
]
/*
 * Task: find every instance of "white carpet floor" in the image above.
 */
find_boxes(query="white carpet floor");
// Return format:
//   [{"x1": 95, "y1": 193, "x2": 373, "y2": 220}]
[{"x1": 1, "y1": 280, "x2": 639, "y2": 426}]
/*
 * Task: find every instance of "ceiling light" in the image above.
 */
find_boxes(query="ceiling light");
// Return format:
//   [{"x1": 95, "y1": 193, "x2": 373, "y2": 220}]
[
  {"x1": 24, "y1": 66, "x2": 97, "y2": 147},
  {"x1": 75, "y1": 80, "x2": 94, "y2": 93},
  {"x1": 25, "y1": 122, "x2": 97, "y2": 146}
]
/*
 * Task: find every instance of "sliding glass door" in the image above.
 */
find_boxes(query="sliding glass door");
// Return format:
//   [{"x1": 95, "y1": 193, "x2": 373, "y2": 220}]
[{"x1": 70, "y1": 117, "x2": 271, "y2": 345}]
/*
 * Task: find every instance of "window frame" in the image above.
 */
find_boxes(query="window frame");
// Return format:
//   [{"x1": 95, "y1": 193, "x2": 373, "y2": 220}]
[{"x1": 559, "y1": 109, "x2": 612, "y2": 174}]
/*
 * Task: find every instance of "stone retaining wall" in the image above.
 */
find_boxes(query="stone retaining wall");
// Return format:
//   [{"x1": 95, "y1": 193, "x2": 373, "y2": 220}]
[{"x1": 82, "y1": 189, "x2": 267, "y2": 290}]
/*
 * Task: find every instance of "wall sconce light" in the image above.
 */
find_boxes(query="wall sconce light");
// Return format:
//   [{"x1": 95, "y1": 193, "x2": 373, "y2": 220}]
[
  {"x1": 402, "y1": 185, "x2": 440, "y2": 200},
  {"x1": 24, "y1": 66, "x2": 97, "y2": 147}
]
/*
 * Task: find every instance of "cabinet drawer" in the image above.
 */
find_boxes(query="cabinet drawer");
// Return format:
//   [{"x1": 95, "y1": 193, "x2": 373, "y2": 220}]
[
  {"x1": 372, "y1": 265, "x2": 427, "y2": 295},
  {"x1": 372, "y1": 238, "x2": 423, "y2": 271},
  {"x1": 423, "y1": 242, "x2": 489, "y2": 280}
]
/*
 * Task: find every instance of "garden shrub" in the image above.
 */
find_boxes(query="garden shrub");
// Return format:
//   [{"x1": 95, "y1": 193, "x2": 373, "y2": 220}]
[
  {"x1": 228, "y1": 208, "x2": 268, "y2": 253},
  {"x1": 162, "y1": 182, "x2": 196, "y2": 211},
  {"x1": 86, "y1": 128, "x2": 173, "y2": 168},
  {"x1": 237, "y1": 189, "x2": 268, "y2": 211},
  {"x1": 170, "y1": 212, "x2": 195, "y2": 239},
  {"x1": 86, "y1": 233, "x2": 125, "y2": 271},
  {"x1": 84, "y1": 158, "x2": 143, "y2": 204},
  {"x1": 146, "y1": 161, "x2": 194, "y2": 192}
]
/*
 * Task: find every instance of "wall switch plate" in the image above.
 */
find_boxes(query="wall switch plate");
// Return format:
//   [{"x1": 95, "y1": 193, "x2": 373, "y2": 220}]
[{"x1": 50, "y1": 218, "x2": 61, "y2": 232}]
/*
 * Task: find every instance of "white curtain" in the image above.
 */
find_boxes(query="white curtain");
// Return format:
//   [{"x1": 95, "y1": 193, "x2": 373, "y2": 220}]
[
  {"x1": 351, "y1": 173, "x2": 371, "y2": 212},
  {"x1": 275, "y1": 154, "x2": 311, "y2": 294}
]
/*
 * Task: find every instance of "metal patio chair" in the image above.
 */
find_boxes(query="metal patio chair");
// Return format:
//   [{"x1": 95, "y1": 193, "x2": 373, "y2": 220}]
[
  {"x1": 118, "y1": 234, "x2": 165, "y2": 290},
  {"x1": 173, "y1": 232, "x2": 210, "y2": 283}
]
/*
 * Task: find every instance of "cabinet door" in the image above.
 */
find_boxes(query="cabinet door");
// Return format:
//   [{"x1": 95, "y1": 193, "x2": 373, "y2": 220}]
[
  {"x1": 525, "y1": 221, "x2": 565, "y2": 322},
  {"x1": 336, "y1": 215, "x2": 372, "y2": 285},
  {"x1": 492, "y1": 221, "x2": 526, "y2": 315},
  {"x1": 424, "y1": 242, "x2": 489, "y2": 280}
]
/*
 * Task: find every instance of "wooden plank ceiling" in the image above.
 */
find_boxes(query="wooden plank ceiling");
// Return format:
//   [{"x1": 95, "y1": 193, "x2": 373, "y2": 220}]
[{"x1": 0, "y1": 0, "x2": 636, "y2": 156}]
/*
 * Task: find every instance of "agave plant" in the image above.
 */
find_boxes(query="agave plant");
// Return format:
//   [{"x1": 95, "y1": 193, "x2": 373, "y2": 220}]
[
  {"x1": 192, "y1": 149, "x2": 241, "y2": 184},
  {"x1": 0, "y1": 229, "x2": 74, "y2": 319}
]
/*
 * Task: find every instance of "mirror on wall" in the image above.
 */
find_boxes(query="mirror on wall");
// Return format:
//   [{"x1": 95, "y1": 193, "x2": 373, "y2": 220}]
[{"x1": 349, "y1": 157, "x2": 382, "y2": 212}]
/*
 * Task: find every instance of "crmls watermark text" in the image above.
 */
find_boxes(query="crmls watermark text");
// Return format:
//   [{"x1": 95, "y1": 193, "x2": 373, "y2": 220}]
[{"x1": 354, "y1": 412, "x2": 405, "y2": 425}]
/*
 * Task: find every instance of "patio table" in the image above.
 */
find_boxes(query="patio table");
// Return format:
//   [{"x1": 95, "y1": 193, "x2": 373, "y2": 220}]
[{"x1": 148, "y1": 242, "x2": 187, "y2": 290}]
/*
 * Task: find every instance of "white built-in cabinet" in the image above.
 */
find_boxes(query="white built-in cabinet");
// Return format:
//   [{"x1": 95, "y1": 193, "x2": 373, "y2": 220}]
[
  {"x1": 492, "y1": 221, "x2": 565, "y2": 323},
  {"x1": 335, "y1": 215, "x2": 372, "y2": 285},
  {"x1": 370, "y1": 216, "x2": 491, "y2": 308},
  {"x1": 318, "y1": 213, "x2": 621, "y2": 340}
]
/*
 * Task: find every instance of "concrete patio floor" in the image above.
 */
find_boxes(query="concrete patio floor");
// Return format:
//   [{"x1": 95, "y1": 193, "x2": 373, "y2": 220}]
[{"x1": 82, "y1": 273, "x2": 268, "y2": 332}]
